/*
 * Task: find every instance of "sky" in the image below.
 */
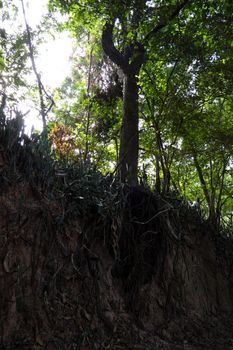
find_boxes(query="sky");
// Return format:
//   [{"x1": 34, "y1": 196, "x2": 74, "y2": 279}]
[
  {"x1": 25, "y1": 0, "x2": 73, "y2": 88},
  {"x1": 19, "y1": 0, "x2": 74, "y2": 132}
]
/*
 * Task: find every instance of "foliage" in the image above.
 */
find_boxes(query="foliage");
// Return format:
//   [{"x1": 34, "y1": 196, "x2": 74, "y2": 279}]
[
  {"x1": 1, "y1": 0, "x2": 233, "y2": 229},
  {"x1": 57, "y1": 162, "x2": 121, "y2": 220},
  {"x1": 0, "y1": 2, "x2": 29, "y2": 104},
  {"x1": 49, "y1": 122, "x2": 76, "y2": 160},
  {"x1": 0, "y1": 100, "x2": 55, "y2": 191}
]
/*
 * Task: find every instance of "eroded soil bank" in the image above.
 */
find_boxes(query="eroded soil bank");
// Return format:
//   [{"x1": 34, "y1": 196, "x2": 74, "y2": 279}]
[{"x1": 1, "y1": 177, "x2": 233, "y2": 349}]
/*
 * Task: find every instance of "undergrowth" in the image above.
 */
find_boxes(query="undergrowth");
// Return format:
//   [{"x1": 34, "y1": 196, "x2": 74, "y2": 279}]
[
  {"x1": 0, "y1": 108, "x2": 122, "y2": 223},
  {"x1": 1, "y1": 108, "x2": 231, "y2": 240}
]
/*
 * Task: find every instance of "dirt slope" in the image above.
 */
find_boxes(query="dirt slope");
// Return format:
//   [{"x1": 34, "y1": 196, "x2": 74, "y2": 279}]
[{"x1": 0, "y1": 175, "x2": 233, "y2": 350}]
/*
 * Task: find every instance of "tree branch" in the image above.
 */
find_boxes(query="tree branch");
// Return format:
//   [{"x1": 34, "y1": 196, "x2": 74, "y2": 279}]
[
  {"x1": 192, "y1": 148, "x2": 211, "y2": 207},
  {"x1": 102, "y1": 21, "x2": 128, "y2": 73},
  {"x1": 21, "y1": 0, "x2": 55, "y2": 133},
  {"x1": 144, "y1": 0, "x2": 190, "y2": 43}
]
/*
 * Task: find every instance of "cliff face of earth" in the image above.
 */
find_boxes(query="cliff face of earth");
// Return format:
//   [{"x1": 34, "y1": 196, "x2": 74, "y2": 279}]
[{"x1": 0, "y1": 144, "x2": 233, "y2": 349}]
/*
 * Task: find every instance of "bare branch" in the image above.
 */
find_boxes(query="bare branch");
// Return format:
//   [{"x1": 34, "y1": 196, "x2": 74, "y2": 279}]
[{"x1": 21, "y1": 0, "x2": 55, "y2": 132}]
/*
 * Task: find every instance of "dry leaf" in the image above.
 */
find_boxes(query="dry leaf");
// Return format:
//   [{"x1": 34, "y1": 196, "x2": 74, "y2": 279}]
[{"x1": 36, "y1": 335, "x2": 43, "y2": 346}]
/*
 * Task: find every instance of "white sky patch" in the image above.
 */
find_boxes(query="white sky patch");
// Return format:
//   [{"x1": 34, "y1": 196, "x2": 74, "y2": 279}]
[
  {"x1": 23, "y1": 0, "x2": 73, "y2": 88},
  {"x1": 24, "y1": 0, "x2": 48, "y2": 27},
  {"x1": 36, "y1": 33, "x2": 73, "y2": 89},
  {"x1": 14, "y1": 0, "x2": 73, "y2": 133},
  {"x1": 23, "y1": 31, "x2": 74, "y2": 134}
]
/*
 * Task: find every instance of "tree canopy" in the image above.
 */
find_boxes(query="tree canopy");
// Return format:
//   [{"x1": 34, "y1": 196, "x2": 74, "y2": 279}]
[{"x1": 0, "y1": 0, "x2": 233, "y2": 229}]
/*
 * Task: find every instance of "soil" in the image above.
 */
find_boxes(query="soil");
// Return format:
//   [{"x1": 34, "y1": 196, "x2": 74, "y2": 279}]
[{"x1": 0, "y1": 152, "x2": 233, "y2": 349}]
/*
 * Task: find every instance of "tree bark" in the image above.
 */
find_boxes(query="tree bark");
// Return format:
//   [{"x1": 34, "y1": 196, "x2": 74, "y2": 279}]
[
  {"x1": 192, "y1": 149, "x2": 218, "y2": 225},
  {"x1": 84, "y1": 42, "x2": 93, "y2": 162},
  {"x1": 120, "y1": 72, "x2": 140, "y2": 185},
  {"x1": 102, "y1": 22, "x2": 145, "y2": 185}
]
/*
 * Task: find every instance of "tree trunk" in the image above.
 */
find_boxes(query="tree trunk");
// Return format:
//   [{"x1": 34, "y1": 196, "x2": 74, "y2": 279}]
[
  {"x1": 102, "y1": 22, "x2": 145, "y2": 185},
  {"x1": 84, "y1": 42, "x2": 93, "y2": 162},
  {"x1": 101, "y1": 0, "x2": 188, "y2": 183},
  {"x1": 119, "y1": 72, "x2": 139, "y2": 185},
  {"x1": 192, "y1": 148, "x2": 219, "y2": 226}
]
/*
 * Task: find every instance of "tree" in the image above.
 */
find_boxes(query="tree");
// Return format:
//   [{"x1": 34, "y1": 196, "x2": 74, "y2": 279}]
[
  {"x1": 49, "y1": 0, "x2": 190, "y2": 184},
  {"x1": 0, "y1": 1, "x2": 29, "y2": 109},
  {"x1": 48, "y1": 0, "x2": 233, "y2": 228},
  {"x1": 0, "y1": 0, "x2": 55, "y2": 133}
]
